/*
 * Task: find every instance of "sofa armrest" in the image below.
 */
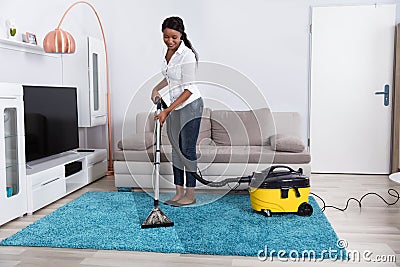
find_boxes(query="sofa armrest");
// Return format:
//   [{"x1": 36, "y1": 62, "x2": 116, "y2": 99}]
[{"x1": 117, "y1": 132, "x2": 155, "y2": 151}]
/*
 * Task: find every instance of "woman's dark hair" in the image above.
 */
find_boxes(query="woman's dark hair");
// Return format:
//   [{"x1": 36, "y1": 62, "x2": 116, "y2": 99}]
[{"x1": 162, "y1": 16, "x2": 198, "y2": 62}]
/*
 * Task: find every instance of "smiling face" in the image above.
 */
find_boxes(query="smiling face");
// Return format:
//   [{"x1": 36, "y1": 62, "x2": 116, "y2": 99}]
[{"x1": 163, "y1": 28, "x2": 182, "y2": 52}]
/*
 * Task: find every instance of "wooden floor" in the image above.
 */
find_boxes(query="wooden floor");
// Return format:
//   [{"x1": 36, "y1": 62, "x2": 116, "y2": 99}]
[{"x1": 0, "y1": 174, "x2": 399, "y2": 266}]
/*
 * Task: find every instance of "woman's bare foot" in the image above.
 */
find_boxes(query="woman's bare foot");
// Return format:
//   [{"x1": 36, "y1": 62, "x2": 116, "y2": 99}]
[
  {"x1": 165, "y1": 185, "x2": 184, "y2": 203},
  {"x1": 174, "y1": 187, "x2": 196, "y2": 206},
  {"x1": 174, "y1": 196, "x2": 196, "y2": 205}
]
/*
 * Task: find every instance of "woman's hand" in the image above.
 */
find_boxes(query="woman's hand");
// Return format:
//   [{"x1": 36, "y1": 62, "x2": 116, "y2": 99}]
[
  {"x1": 154, "y1": 110, "x2": 170, "y2": 126},
  {"x1": 153, "y1": 89, "x2": 191, "y2": 126},
  {"x1": 151, "y1": 89, "x2": 162, "y2": 104}
]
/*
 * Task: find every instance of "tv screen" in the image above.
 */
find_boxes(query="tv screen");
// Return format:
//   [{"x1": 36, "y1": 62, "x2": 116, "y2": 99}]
[{"x1": 23, "y1": 85, "x2": 79, "y2": 162}]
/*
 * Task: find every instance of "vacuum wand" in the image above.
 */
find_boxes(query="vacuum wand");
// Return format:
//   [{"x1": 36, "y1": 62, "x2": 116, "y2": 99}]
[
  {"x1": 154, "y1": 105, "x2": 161, "y2": 204},
  {"x1": 141, "y1": 96, "x2": 174, "y2": 229}
]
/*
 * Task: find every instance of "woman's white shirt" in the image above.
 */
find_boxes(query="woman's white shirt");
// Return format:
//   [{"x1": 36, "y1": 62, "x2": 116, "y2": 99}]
[{"x1": 161, "y1": 41, "x2": 201, "y2": 110}]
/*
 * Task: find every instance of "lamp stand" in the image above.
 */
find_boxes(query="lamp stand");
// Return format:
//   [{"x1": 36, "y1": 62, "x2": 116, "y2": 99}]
[{"x1": 44, "y1": 1, "x2": 114, "y2": 175}]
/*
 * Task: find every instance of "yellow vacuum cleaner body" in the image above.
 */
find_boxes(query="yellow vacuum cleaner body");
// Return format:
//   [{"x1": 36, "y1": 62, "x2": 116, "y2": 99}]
[{"x1": 248, "y1": 165, "x2": 312, "y2": 217}]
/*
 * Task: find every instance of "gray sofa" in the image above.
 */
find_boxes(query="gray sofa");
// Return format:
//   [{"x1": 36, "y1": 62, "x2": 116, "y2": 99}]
[{"x1": 114, "y1": 108, "x2": 311, "y2": 190}]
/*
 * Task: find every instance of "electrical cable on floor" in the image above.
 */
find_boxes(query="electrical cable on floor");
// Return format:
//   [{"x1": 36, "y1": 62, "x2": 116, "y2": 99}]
[{"x1": 310, "y1": 189, "x2": 400, "y2": 212}]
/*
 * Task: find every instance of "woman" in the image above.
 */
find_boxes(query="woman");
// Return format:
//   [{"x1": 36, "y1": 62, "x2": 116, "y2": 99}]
[{"x1": 151, "y1": 16, "x2": 203, "y2": 207}]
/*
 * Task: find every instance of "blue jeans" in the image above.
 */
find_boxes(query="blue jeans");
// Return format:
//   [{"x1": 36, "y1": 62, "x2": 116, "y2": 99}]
[{"x1": 166, "y1": 98, "x2": 203, "y2": 187}]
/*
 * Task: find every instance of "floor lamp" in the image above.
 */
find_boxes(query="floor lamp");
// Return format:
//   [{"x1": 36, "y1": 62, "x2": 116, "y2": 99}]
[{"x1": 43, "y1": 1, "x2": 113, "y2": 175}]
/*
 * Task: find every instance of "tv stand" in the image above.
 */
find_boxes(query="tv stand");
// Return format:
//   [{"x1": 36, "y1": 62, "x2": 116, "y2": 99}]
[{"x1": 26, "y1": 149, "x2": 107, "y2": 214}]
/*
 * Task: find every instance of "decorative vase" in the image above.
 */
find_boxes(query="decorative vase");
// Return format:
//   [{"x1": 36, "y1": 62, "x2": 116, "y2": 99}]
[
  {"x1": 5, "y1": 19, "x2": 17, "y2": 40},
  {"x1": 9, "y1": 28, "x2": 17, "y2": 40}
]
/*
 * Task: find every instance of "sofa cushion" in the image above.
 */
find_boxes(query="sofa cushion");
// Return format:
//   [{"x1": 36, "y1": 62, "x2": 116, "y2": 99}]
[
  {"x1": 117, "y1": 132, "x2": 154, "y2": 151},
  {"x1": 114, "y1": 145, "x2": 311, "y2": 164},
  {"x1": 161, "y1": 107, "x2": 212, "y2": 145},
  {"x1": 136, "y1": 112, "x2": 156, "y2": 133},
  {"x1": 211, "y1": 108, "x2": 273, "y2": 146},
  {"x1": 212, "y1": 146, "x2": 310, "y2": 164},
  {"x1": 270, "y1": 134, "x2": 305, "y2": 153},
  {"x1": 113, "y1": 144, "x2": 218, "y2": 163}
]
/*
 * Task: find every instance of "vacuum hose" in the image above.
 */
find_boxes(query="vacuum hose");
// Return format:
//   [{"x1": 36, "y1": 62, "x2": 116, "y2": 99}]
[
  {"x1": 192, "y1": 172, "x2": 252, "y2": 187},
  {"x1": 154, "y1": 96, "x2": 168, "y2": 110},
  {"x1": 154, "y1": 97, "x2": 253, "y2": 188}
]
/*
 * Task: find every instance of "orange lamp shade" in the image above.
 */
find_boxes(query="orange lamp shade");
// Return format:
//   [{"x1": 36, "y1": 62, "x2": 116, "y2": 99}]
[{"x1": 43, "y1": 28, "x2": 76, "y2": 53}]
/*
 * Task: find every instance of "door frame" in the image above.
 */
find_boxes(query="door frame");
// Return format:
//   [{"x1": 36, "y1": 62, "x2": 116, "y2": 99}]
[{"x1": 392, "y1": 24, "x2": 400, "y2": 173}]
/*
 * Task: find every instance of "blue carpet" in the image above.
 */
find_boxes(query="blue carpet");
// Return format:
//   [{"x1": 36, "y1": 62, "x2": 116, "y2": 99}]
[{"x1": 0, "y1": 192, "x2": 346, "y2": 258}]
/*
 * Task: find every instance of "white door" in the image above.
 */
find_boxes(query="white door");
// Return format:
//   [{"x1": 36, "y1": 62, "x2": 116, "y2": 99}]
[{"x1": 310, "y1": 5, "x2": 395, "y2": 174}]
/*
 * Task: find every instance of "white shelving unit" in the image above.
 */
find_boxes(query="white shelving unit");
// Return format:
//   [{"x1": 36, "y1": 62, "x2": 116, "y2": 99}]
[
  {"x1": 63, "y1": 36, "x2": 107, "y2": 127},
  {"x1": 0, "y1": 83, "x2": 27, "y2": 226},
  {"x1": 0, "y1": 38, "x2": 59, "y2": 57},
  {"x1": 26, "y1": 148, "x2": 107, "y2": 214}
]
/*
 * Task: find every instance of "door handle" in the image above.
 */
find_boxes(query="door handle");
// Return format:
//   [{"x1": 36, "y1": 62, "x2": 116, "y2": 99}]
[{"x1": 375, "y1": 84, "x2": 389, "y2": 106}]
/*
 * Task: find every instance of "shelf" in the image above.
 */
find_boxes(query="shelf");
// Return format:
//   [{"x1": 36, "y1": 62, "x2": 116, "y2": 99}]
[
  {"x1": 26, "y1": 151, "x2": 85, "y2": 175},
  {"x1": 0, "y1": 38, "x2": 59, "y2": 58},
  {"x1": 66, "y1": 182, "x2": 85, "y2": 194},
  {"x1": 65, "y1": 169, "x2": 85, "y2": 182}
]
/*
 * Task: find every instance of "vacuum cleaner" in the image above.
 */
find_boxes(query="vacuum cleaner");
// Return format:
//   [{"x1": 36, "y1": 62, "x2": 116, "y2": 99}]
[
  {"x1": 193, "y1": 164, "x2": 313, "y2": 217},
  {"x1": 142, "y1": 98, "x2": 312, "y2": 229},
  {"x1": 141, "y1": 97, "x2": 174, "y2": 229},
  {"x1": 247, "y1": 166, "x2": 312, "y2": 217}
]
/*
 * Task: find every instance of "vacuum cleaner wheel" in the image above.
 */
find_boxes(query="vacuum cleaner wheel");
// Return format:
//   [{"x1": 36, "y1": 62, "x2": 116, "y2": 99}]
[
  {"x1": 260, "y1": 209, "x2": 272, "y2": 217},
  {"x1": 297, "y1": 202, "x2": 313, "y2": 216}
]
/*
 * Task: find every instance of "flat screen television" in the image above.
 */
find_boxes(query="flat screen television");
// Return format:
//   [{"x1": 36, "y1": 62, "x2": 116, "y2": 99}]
[{"x1": 23, "y1": 85, "x2": 79, "y2": 162}]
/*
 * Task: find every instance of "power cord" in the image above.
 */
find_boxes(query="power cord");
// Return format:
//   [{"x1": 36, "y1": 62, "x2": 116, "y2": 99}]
[{"x1": 310, "y1": 189, "x2": 400, "y2": 212}]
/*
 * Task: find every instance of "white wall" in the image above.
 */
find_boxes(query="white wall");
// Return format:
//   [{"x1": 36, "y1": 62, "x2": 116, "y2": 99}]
[{"x1": 0, "y1": 0, "x2": 398, "y2": 150}]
